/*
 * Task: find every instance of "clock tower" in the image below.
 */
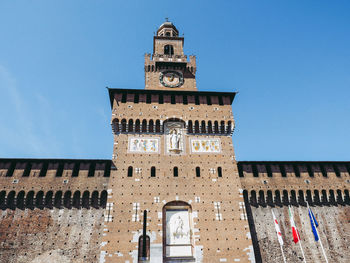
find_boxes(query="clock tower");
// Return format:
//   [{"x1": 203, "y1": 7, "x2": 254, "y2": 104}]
[
  {"x1": 145, "y1": 21, "x2": 197, "y2": 91},
  {"x1": 105, "y1": 21, "x2": 254, "y2": 263}
]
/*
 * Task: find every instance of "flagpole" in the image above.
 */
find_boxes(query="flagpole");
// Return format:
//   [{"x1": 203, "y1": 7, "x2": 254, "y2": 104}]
[
  {"x1": 271, "y1": 209, "x2": 286, "y2": 263},
  {"x1": 318, "y1": 237, "x2": 328, "y2": 263},
  {"x1": 280, "y1": 243, "x2": 287, "y2": 263},
  {"x1": 291, "y1": 206, "x2": 307, "y2": 263},
  {"x1": 298, "y1": 239, "x2": 307, "y2": 263},
  {"x1": 307, "y1": 202, "x2": 328, "y2": 263}
]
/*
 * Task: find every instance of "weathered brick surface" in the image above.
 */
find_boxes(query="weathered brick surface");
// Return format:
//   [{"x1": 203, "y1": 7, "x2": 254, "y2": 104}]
[
  {"x1": 0, "y1": 208, "x2": 105, "y2": 263},
  {"x1": 250, "y1": 206, "x2": 350, "y2": 263}
]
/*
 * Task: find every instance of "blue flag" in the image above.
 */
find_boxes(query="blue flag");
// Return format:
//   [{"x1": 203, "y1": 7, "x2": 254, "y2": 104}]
[
  {"x1": 310, "y1": 208, "x2": 319, "y2": 227},
  {"x1": 308, "y1": 208, "x2": 319, "y2": 241}
]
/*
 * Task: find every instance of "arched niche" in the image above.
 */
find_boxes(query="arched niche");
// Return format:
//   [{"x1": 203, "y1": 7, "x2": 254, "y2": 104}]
[{"x1": 162, "y1": 201, "x2": 195, "y2": 262}]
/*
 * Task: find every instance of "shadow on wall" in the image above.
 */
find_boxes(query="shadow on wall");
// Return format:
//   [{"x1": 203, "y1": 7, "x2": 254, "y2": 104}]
[
  {"x1": 244, "y1": 189, "x2": 350, "y2": 208},
  {"x1": 0, "y1": 190, "x2": 108, "y2": 210}
]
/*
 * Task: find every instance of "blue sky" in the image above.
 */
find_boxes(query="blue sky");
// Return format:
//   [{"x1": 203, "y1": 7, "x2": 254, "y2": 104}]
[{"x1": 0, "y1": 1, "x2": 349, "y2": 161}]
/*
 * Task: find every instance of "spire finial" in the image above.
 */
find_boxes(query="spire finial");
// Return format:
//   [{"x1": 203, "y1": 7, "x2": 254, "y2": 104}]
[{"x1": 165, "y1": 17, "x2": 169, "y2": 22}]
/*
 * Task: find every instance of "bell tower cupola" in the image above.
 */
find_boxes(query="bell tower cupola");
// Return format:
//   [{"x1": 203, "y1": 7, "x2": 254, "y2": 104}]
[
  {"x1": 144, "y1": 20, "x2": 197, "y2": 91},
  {"x1": 156, "y1": 20, "x2": 179, "y2": 37}
]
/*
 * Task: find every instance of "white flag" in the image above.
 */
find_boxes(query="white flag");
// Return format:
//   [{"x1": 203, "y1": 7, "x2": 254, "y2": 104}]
[{"x1": 272, "y1": 209, "x2": 284, "y2": 246}]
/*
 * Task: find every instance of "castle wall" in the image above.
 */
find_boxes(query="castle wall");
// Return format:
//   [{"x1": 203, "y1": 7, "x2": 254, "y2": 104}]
[
  {"x1": 249, "y1": 205, "x2": 350, "y2": 263},
  {"x1": 239, "y1": 161, "x2": 350, "y2": 263},
  {"x1": 0, "y1": 159, "x2": 112, "y2": 263},
  {"x1": 0, "y1": 208, "x2": 105, "y2": 263}
]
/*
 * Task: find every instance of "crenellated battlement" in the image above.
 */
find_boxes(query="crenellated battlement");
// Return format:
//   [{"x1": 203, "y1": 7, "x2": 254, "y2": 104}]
[
  {"x1": 238, "y1": 161, "x2": 350, "y2": 207},
  {"x1": 0, "y1": 158, "x2": 112, "y2": 179},
  {"x1": 238, "y1": 161, "x2": 350, "y2": 179}
]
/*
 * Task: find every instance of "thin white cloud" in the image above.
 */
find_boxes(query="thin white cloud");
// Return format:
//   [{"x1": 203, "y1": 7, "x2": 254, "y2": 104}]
[{"x1": 0, "y1": 65, "x2": 61, "y2": 157}]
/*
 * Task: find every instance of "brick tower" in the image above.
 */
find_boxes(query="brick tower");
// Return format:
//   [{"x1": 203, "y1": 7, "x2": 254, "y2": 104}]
[{"x1": 104, "y1": 21, "x2": 254, "y2": 262}]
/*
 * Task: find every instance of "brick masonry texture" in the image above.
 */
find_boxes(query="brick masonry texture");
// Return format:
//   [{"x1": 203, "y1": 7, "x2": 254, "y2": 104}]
[{"x1": 0, "y1": 21, "x2": 349, "y2": 263}]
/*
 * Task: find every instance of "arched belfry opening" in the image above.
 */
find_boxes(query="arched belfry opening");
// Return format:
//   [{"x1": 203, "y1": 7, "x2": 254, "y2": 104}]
[
  {"x1": 162, "y1": 201, "x2": 195, "y2": 262},
  {"x1": 164, "y1": 45, "x2": 174, "y2": 56}
]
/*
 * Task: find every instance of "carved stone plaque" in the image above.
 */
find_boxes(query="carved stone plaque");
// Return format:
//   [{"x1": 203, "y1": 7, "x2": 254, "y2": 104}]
[
  {"x1": 166, "y1": 209, "x2": 192, "y2": 257},
  {"x1": 190, "y1": 138, "x2": 221, "y2": 153},
  {"x1": 128, "y1": 137, "x2": 160, "y2": 153}
]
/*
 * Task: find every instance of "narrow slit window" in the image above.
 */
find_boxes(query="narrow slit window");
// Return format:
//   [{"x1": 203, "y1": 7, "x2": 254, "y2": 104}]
[
  {"x1": 218, "y1": 167, "x2": 222, "y2": 177},
  {"x1": 128, "y1": 166, "x2": 133, "y2": 177},
  {"x1": 173, "y1": 167, "x2": 178, "y2": 177},
  {"x1": 151, "y1": 166, "x2": 156, "y2": 177},
  {"x1": 196, "y1": 167, "x2": 200, "y2": 177}
]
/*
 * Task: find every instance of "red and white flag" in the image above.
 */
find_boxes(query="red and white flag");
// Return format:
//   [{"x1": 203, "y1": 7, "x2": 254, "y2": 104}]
[
  {"x1": 288, "y1": 205, "x2": 300, "y2": 243},
  {"x1": 272, "y1": 209, "x2": 284, "y2": 246}
]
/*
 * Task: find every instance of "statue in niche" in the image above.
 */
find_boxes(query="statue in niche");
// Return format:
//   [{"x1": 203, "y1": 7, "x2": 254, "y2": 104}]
[
  {"x1": 165, "y1": 122, "x2": 184, "y2": 154},
  {"x1": 170, "y1": 129, "x2": 181, "y2": 150}
]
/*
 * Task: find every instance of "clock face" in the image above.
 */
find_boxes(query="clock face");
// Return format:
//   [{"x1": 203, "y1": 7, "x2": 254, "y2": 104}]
[{"x1": 159, "y1": 70, "x2": 184, "y2": 88}]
